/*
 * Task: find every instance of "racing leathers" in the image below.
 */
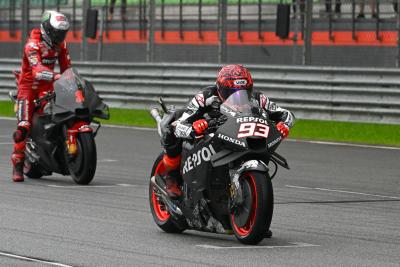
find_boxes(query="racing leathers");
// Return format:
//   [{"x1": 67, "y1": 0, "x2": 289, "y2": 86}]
[
  {"x1": 11, "y1": 28, "x2": 71, "y2": 181},
  {"x1": 161, "y1": 85, "x2": 295, "y2": 194}
]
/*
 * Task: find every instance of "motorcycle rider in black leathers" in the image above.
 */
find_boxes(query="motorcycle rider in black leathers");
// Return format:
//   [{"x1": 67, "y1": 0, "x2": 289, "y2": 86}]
[{"x1": 162, "y1": 64, "x2": 295, "y2": 198}]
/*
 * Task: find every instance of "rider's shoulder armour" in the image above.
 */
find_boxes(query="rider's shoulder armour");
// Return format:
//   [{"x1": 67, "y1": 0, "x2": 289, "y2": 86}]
[
  {"x1": 194, "y1": 85, "x2": 220, "y2": 108},
  {"x1": 253, "y1": 91, "x2": 269, "y2": 110}
]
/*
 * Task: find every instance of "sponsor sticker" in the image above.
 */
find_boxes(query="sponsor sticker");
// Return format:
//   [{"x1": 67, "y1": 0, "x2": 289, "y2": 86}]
[
  {"x1": 233, "y1": 79, "x2": 247, "y2": 86},
  {"x1": 236, "y1": 116, "x2": 269, "y2": 125},
  {"x1": 28, "y1": 55, "x2": 38, "y2": 66},
  {"x1": 218, "y1": 133, "x2": 246, "y2": 148},
  {"x1": 195, "y1": 94, "x2": 205, "y2": 106},
  {"x1": 55, "y1": 15, "x2": 65, "y2": 22},
  {"x1": 182, "y1": 144, "x2": 216, "y2": 174},
  {"x1": 42, "y1": 57, "x2": 57, "y2": 65}
]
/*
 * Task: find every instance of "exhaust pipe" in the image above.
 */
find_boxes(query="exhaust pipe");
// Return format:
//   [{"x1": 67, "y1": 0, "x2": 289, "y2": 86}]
[{"x1": 150, "y1": 108, "x2": 163, "y2": 137}]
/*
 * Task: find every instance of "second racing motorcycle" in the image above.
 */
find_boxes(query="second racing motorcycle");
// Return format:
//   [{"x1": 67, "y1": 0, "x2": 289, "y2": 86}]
[
  {"x1": 10, "y1": 68, "x2": 109, "y2": 184},
  {"x1": 149, "y1": 90, "x2": 290, "y2": 245}
]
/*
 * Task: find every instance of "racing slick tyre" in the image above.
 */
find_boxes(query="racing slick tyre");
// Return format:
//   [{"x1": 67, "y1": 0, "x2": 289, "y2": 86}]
[
  {"x1": 149, "y1": 153, "x2": 187, "y2": 233},
  {"x1": 67, "y1": 132, "x2": 97, "y2": 185},
  {"x1": 230, "y1": 171, "x2": 273, "y2": 245},
  {"x1": 24, "y1": 161, "x2": 43, "y2": 179}
]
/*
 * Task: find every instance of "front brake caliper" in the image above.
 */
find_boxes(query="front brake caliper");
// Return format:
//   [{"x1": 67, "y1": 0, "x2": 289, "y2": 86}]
[
  {"x1": 66, "y1": 122, "x2": 92, "y2": 156},
  {"x1": 66, "y1": 128, "x2": 78, "y2": 156},
  {"x1": 229, "y1": 170, "x2": 244, "y2": 209}
]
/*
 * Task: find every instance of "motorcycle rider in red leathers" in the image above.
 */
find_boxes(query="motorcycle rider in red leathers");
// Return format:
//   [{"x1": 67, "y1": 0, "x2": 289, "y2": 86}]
[
  {"x1": 161, "y1": 64, "x2": 295, "y2": 198},
  {"x1": 11, "y1": 11, "x2": 71, "y2": 182}
]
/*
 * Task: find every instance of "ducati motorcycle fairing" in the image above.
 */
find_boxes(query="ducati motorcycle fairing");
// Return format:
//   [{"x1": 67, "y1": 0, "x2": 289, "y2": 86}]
[{"x1": 11, "y1": 68, "x2": 109, "y2": 184}]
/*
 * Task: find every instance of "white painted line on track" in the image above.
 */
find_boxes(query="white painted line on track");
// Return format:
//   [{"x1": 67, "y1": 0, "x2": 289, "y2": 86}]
[
  {"x1": 0, "y1": 142, "x2": 12, "y2": 145},
  {"x1": 0, "y1": 116, "x2": 14, "y2": 121},
  {"x1": 101, "y1": 124, "x2": 155, "y2": 131},
  {"x1": 46, "y1": 183, "x2": 135, "y2": 188},
  {"x1": 196, "y1": 242, "x2": 319, "y2": 250},
  {"x1": 0, "y1": 251, "x2": 74, "y2": 267},
  {"x1": 286, "y1": 185, "x2": 400, "y2": 200},
  {"x1": 287, "y1": 139, "x2": 400, "y2": 150},
  {"x1": 1, "y1": 117, "x2": 399, "y2": 150},
  {"x1": 98, "y1": 158, "x2": 118, "y2": 163}
]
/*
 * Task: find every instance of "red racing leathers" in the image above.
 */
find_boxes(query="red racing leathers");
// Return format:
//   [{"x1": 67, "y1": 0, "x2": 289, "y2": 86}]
[{"x1": 11, "y1": 28, "x2": 71, "y2": 181}]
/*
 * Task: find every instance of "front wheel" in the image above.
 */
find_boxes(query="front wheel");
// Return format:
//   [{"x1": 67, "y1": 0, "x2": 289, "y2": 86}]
[
  {"x1": 67, "y1": 132, "x2": 97, "y2": 185},
  {"x1": 149, "y1": 153, "x2": 186, "y2": 233},
  {"x1": 230, "y1": 171, "x2": 273, "y2": 245}
]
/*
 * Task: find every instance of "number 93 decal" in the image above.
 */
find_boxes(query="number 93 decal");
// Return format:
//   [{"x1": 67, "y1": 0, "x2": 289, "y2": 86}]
[{"x1": 237, "y1": 122, "x2": 269, "y2": 138}]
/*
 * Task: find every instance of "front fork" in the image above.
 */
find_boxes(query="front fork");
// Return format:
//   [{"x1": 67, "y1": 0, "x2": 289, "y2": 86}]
[
  {"x1": 65, "y1": 121, "x2": 93, "y2": 156},
  {"x1": 229, "y1": 160, "x2": 269, "y2": 210}
]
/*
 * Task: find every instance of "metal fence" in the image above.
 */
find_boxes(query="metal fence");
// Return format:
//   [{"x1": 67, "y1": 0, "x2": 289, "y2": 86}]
[
  {"x1": 0, "y1": 59, "x2": 399, "y2": 124},
  {"x1": 1, "y1": 0, "x2": 400, "y2": 66}
]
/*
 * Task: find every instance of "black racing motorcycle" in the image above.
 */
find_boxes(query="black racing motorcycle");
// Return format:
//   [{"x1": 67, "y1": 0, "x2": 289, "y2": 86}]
[
  {"x1": 9, "y1": 68, "x2": 109, "y2": 184},
  {"x1": 149, "y1": 90, "x2": 289, "y2": 245}
]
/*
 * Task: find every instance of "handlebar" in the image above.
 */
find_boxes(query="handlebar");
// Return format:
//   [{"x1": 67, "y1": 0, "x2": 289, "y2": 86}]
[{"x1": 34, "y1": 92, "x2": 55, "y2": 106}]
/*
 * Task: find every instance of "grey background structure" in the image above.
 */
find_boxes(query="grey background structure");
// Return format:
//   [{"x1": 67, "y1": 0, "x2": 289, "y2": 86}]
[{"x1": 1, "y1": 59, "x2": 399, "y2": 124}]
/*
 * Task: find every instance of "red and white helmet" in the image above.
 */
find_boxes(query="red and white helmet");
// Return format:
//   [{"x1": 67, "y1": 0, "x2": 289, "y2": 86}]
[
  {"x1": 40, "y1": 10, "x2": 70, "y2": 46},
  {"x1": 216, "y1": 64, "x2": 253, "y2": 101}
]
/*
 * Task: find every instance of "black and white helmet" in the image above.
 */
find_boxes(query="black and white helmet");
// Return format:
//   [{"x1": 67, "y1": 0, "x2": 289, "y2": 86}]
[{"x1": 40, "y1": 11, "x2": 70, "y2": 46}]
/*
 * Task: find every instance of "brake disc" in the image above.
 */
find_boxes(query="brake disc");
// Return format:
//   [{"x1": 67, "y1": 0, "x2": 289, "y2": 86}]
[{"x1": 232, "y1": 179, "x2": 253, "y2": 228}]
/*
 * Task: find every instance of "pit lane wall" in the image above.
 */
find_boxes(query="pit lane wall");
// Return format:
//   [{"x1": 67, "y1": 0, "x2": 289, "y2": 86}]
[{"x1": 1, "y1": 59, "x2": 399, "y2": 124}]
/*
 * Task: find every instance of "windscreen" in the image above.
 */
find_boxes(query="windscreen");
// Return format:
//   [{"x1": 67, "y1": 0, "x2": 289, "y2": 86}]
[
  {"x1": 220, "y1": 90, "x2": 253, "y2": 117},
  {"x1": 53, "y1": 68, "x2": 85, "y2": 112},
  {"x1": 54, "y1": 68, "x2": 83, "y2": 94}
]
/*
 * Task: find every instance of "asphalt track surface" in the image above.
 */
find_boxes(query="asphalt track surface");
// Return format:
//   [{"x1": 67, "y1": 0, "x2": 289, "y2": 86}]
[{"x1": 0, "y1": 118, "x2": 399, "y2": 267}]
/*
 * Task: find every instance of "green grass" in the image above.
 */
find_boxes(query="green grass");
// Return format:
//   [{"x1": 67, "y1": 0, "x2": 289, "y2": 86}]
[
  {"x1": 1, "y1": 100, "x2": 399, "y2": 147},
  {"x1": 0, "y1": 100, "x2": 15, "y2": 117},
  {"x1": 99, "y1": 107, "x2": 156, "y2": 128},
  {"x1": 289, "y1": 119, "x2": 400, "y2": 147}
]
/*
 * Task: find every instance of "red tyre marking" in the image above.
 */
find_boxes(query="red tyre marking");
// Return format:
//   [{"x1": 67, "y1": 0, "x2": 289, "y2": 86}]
[
  {"x1": 231, "y1": 172, "x2": 258, "y2": 237},
  {"x1": 151, "y1": 160, "x2": 170, "y2": 222}
]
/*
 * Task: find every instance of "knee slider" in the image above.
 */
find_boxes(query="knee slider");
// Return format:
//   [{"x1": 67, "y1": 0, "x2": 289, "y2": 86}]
[
  {"x1": 13, "y1": 121, "x2": 30, "y2": 143},
  {"x1": 13, "y1": 129, "x2": 27, "y2": 143}
]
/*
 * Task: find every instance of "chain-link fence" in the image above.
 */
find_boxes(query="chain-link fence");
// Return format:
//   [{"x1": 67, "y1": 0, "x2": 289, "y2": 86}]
[{"x1": 0, "y1": 0, "x2": 399, "y2": 66}]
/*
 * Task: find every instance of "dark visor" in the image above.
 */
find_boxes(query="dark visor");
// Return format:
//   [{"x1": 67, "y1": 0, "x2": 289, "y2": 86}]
[{"x1": 52, "y1": 29, "x2": 68, "y2": 44}]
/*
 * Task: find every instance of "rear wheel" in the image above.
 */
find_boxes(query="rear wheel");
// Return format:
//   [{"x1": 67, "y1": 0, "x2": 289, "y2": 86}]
[
  {"x1": 230, "y1": 171, "x2": 273, "y2": 245},
  {"x1": 149, "y1": 153, "x2": 186, "y2": 233},
  {"x1": 67, "y1": 132, "x2": 97, "y2": 185}
]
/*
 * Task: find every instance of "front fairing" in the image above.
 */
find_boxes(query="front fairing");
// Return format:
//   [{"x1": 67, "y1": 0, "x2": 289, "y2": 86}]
[
  {"x1": 52, "y1": 68, "x2": 109, "y2": 121},
  {"x1": 215, "y1": 90, "x2": 282, "y2": 152}
]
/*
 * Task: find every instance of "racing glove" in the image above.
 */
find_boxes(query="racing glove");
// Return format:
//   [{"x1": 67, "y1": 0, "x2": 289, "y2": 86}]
[
  {"x1": 192, "y1": 119, "x2": 208, "y2": 136},
  {"x1": 276, "y1": 122, "x2": 289, "y2": 139},
  {"x1": 54, "y1": 73, "x2": 61, "y2": 81}
]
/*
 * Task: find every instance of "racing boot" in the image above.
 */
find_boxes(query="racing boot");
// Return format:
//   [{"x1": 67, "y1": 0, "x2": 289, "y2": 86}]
[
  {"x1": 11, "y1": 152, "x2": 25, "y2": 182},
  {"x1": 162, "y1": 154, "x2": 182, "y2": 199},
  {"x1": 165, "y1": 170, "x2": 182, "y2": 199}
]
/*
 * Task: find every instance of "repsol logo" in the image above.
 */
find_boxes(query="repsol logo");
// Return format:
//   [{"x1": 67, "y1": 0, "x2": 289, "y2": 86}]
[
  {"x1": 218, "y1": 133, "x2": 246, "y2": 148},
  {"x1": 237, "y1": 117, "x2": 268, "y2": 124},
  {"x1": 182, "y1": 144, "x2": 216, "y2": 174}
]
